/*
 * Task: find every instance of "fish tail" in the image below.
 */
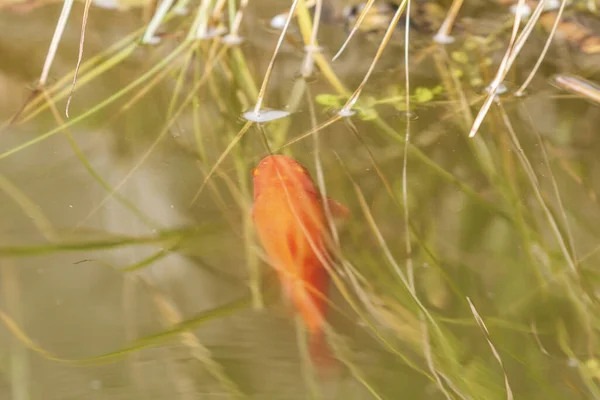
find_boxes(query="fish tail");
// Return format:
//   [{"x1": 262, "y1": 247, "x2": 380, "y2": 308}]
[
  {"x1": 294, "y1": 282, "x2": 326, "y2": 334},
  {"x1": 308, "y1": 329, "x2": 338, "y2": 371}
]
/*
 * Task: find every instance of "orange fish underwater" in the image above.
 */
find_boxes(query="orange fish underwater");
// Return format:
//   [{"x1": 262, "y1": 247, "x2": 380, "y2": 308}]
[{"x1": 251, "y1": 155, "x2": 349, "y2": 367}]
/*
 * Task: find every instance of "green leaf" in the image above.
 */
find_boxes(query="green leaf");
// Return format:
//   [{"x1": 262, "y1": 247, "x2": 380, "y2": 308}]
[
  {"x1": 586, "y1": 359, "x2": 600, "y2": 379},
  {"x1": 316, "y1": 93, "x2": 342, "y2": 107},
  {"x1": 414, "y1": 87, "x2": 434, "y2": 103},
  {"x1": 393, "y1": 101, "x2": 407, "y2": 111},
  {"x1": 357, "y1": 107, "x2": 378, "y2": 121},
  {"x1": 470, "y1": 77, "x2": 484, "y2": 87},
  {"x1": 431, "y1": 85, "x2": 444, "y2": 95},
  {"x1": 451, "y1": 68, "x2": 464, "y2": 79},
  {"x1": 362, "y1": 96, "x2": 377, "y2": 107},
  {"x1": 451, "y1": 51, "x2": 469, "y2": 64}
]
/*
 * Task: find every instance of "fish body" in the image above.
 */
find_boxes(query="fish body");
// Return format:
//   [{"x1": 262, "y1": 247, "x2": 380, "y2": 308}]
[{"x1": 251, "y1": 155, "x2": 347, "y2": 366}]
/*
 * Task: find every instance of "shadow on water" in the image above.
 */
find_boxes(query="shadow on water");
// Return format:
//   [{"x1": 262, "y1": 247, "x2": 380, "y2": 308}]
[{"x1": 1, "y1": 0, "x2": 600, "y2": 399}]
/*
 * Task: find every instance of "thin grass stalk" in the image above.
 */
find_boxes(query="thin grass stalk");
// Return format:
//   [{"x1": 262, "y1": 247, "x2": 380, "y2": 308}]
[
  {"x1": 255, "y1": 140, "x2": 431, "y2": 376},
  {"x1": 467, "y1": 298, "x2": 514, "y2": 400},
  {"x1": 497, "y1": 130, "x2": 547, "y2": 285},
  {"x1": 20, "y1": 42, "x2": 137, "y2": 124},
  {"x1": 229, "y1": 135, "x2": 263, "y2": 309},
  {"x1": 497, "y1": 101, "x2": 598, "y2": 353},
  {"x1": 278, "y1": 114, "x2": 342, "y2": 149},
  {"x1": 432, "y1": 48, "x2": 498, "y2": 179},
  {"x1": 192, "y1": 59, "x2": 208, "y2": 163},
  {"x1": 295, "y1": 317, "x2": 322, "y2": 398},
  {"x1": 65, "y1": 0, "x2": 93, "y2": 117},
  {"x1": 173, "y1": 0, "x2": 191, "y2": 15},
  {"x1": 188, "y1": 120, "x2": 252, "y2": 207},
  {"x1": 146, "y1": 280, "x2": 244, "y2": 397},
  {"x1": 213, "y1": 162, "x2": 263, "y2": 309},
  {"x1": 13, "y1": 14, "x2": 183, "y2": 127},
  {"x1": 497, "y1": 101, "x2": 577, "y2": 275},
  {"x1": 229, "y1": 46, "x2": 259, "y2": 97},
  {"x1": 1, "y1": 257, "x2": 30, "y2": 400},
  {"x1": 505, "y1": 0, "x2": 548, "y2": 69},
  {"x1": 142, "y1": 0, "x2": 176, "y2": 44},
  {"x1": 211, "y1": 0, "x2": 227, "y2": 20},
  {"x1": 306, "y1": 106, "x2": 426, "y2": 372},
  {"x1": 261, "y1": 0, "x2": 318, "y2": 147},
  {"x1": 349, "y1": 178, "x2": 441, "y2": 333},
  {"x1": 166, "y1": 49, "x2": 196, "y2": 120},
  {"x1": 41, "y1": 90, "x2": 162, "y2": 229},
  {"x1": 299, "y1": 0, "x2": 323, "y2": 77},
  {"x1": 340, "y1": 121, "x2": 468, "y2": 305},
  {"x1": 308, "y1": 117, "x2": 417, "y2": 352},
  {"x1": 431, "y1": 51, "x2": 547, "y2": 288},
  {"x1": 516, "y1": 0, "x2": 568, "y2": 95},
  {"x1": 420, "y1": 320, "x2": 454, "y2": 400},
  {"x1": 250, "y1": 0, "x2": 301, "y2": 115},
  {"x1": 266, "y1": 165, "x2": 384, "y2": 397},
  {"x1": 38, "y1": 0, "x2": 75, "y2": 87},
  {"x1": 0, "y1": 292, "x2": 252, "y2": 365},
  {"x1": 402, "y1": 0, "x2": 413, "y2": 292},
  {"x1": 434, "y1": 0, "x2": 464, "y2": 42},
  {"x1": 334, "y1": 158, "x2": 452, "y2": 379},
  {"x1": 332, "y1": 0, "x2": 377, "y2": 61},
  {"x1": 556, "y1": 322, "x2": 600, "y2": 398},
  {"x1": 308, "y1": 86, "x2": 339, "y2": 246},
  {"x1": 0, "y1": 42, "x2": 192, "y2": 161},
  {"x1": 282, "y1": 113, "x2": 511, "y2": 224},
  {"x1": 523, "y1": 106, "x2": 578, "y2": 271},
  {"x1": 404, "y1": 4, "x2": 453, "y2": 395},
  {"x1": 121, "y1": 276, "x2": 148, "y2": 398},
  {"x1": 227, "y1": 0, "x2": 236, "y2": 32},
  {"x1": 295, "y1": 0, "x2": 348, "y2": 100},
  {"x1": 339, "y1": 0, "x2": 408, "y2": 115},
  {"x1": 468, "y1": 0, "x2": 533, "y2": 138},
  {"x1": 229, "y1": 0, "x2": 249, "y2": 38},
  {"x1": 205, "y1": 54, "x2": 231, "y2": 112},
  {"x1": 289, "y1": 2, "x2": 349, "y2": 98},
  {"x1": 76, "y1": 43, "x2": 227, "y2": 226},
  {"x1": 188, "y1": 0, "x2": 217, "y2": 40},
  {"x1": 0, "y1": 174, "x2": 56, "y2": 241},
  {"x1": 118, "y1": 57, "x2": 180, "y2": 115}
]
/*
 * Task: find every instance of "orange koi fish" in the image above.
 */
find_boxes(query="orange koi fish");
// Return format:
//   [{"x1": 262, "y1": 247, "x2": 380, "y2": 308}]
[{"x1": 251, "y1": 155, "x2": 348, "y2": 367}]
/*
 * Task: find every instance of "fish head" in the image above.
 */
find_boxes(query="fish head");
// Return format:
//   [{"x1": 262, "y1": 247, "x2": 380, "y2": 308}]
[{"x1": 252, "y1": 155, "x2": 316, "y2": 200}]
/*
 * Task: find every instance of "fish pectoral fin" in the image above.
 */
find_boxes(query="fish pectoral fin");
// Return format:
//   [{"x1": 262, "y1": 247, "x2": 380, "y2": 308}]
[
  {"x1": 324, "y1": 196, "x2": 350, "y2": 220},
  {"x1": 281, "y1": 277, "x2": 294, "y2": 300}
]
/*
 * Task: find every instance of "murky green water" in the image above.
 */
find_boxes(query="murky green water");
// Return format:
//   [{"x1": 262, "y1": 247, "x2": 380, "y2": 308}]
[{"x1": 2, "y1": 1, "x2": 600, "y2": 399}]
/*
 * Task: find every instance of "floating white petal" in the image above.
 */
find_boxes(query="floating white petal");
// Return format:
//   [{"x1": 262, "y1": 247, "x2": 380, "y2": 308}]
[
  {"x1": 243, "y1": 109, "x2": 290, "y2": 122},
  {"x1": 222, "y1": 34, "x2": 244, "y2": 45},
  {"x1": 270, "y1": 13, "x2": 288, "y2": 30},
  {"x1": 510, "y1": 3, "x2": 531, "y2": 18},
  {"x1": 144, "y1": 36, "x2": 161, "y2": 45},
  {"x1": 93, "y1": 0, "x2": 118, "y2": 9},
  {"x1": 337, "y1": 108, "x2": 356, "y2": 117},
  {"x1": 544, "y1": 0, "x2": 561, "y2": 11},
  {"x1": 486, "y1": 82, "x2": 508, "y2": 95},
  {"x1": 173, "y1": 6, "x2": 188, "y2": 15},
  {"x1": 433, "y1": 32, "x2": 455, "y2": 44},
  {"x1": 196, "y1": 26, "x2": 227, "y2": 40}
]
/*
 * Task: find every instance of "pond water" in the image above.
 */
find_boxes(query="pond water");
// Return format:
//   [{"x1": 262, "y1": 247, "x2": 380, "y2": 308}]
[{"x1": 1, "y1": 1, "x2": 600, "y2": 399}]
